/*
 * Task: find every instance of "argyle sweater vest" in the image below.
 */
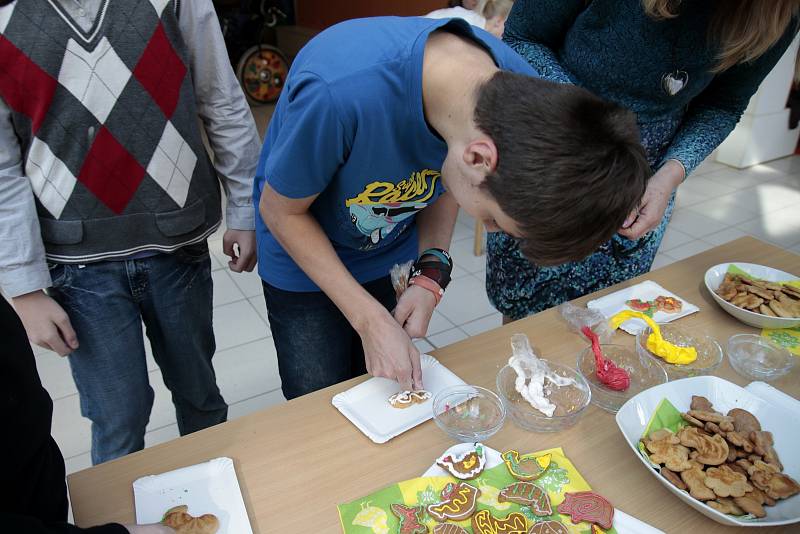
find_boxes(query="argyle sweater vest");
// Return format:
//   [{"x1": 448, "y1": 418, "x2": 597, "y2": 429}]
[{"x1": 0, "y1": 0, "x2": 221, "y2": 262}]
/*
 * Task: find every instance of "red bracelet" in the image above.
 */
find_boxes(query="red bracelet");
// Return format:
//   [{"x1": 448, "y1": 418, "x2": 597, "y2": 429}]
[{"x1": 409, "y1": 274, "x2": 444, "y2": 305}]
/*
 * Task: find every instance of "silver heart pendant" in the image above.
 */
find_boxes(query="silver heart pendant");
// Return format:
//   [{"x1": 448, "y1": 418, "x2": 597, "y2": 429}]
[{"x1": 662, "y1": 70, "x2": 689, "y2": 96}]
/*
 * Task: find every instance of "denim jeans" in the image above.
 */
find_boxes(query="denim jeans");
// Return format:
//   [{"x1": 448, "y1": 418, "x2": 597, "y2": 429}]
[
  {"x1": 48, "y1": 244, "x2": 227, "y2": 464},
  {"x1": 263, "y1": 276, "x2": 397, "y2": 400}
]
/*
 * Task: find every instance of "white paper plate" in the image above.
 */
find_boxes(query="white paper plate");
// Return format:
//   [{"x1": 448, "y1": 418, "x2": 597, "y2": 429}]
[
  {"x1": 615, "y1": 376, "x2": 800, "y2": 527},
  {"x1": 588, "y1": 280, "x2": 699, "y2": 335},
  {"x1": 704, "y1": 262, "x2": 800, "y2": 329},
  {"x1": 332, "y1": 354, "x2": 466, "y2": 444},
  {"x1": 133, "y1": 457, "x2": 252, "y2": 533},
  {"x1": 422, "y1": 444, "x2": 664, "y2": 534}
]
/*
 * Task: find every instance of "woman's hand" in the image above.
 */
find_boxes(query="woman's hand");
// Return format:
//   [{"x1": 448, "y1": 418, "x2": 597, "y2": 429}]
[{"x1": 619, "y1": 159, "x2": 685, "y2": 240}]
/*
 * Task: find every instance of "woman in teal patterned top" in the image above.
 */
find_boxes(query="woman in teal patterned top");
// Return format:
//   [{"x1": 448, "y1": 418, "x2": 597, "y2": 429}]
[{"x1": 487, "y1": 0, "x2": 799, "y2": 320}]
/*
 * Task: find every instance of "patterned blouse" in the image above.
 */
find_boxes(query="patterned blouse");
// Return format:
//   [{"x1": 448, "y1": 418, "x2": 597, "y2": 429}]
[{"x1": 503, "y1": 0, "x2": 798, "y2": 175}]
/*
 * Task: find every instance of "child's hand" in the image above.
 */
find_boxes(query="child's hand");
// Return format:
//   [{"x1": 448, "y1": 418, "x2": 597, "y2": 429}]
[
  {"x1": 619, "y1": 159, "x2": 684, "y2": 240},
  {"x1": 393, "y1": 285, "x2": 437, "y2": 340},
  {"x1": 360, "y1": 310, "x2": 423, "y2": 391}
]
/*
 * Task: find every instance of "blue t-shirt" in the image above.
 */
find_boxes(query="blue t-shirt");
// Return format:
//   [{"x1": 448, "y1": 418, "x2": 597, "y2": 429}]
[{"x1": 254, "y1": 16, "x2": 536, "y2": 291}]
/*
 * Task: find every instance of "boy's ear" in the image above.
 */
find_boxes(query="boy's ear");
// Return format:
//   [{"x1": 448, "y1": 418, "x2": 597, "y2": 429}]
[{"x1": 462, "y1": 138, "x2": 498, "y2": 186}]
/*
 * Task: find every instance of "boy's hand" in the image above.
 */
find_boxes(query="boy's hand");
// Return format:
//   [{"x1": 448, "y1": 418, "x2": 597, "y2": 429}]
[
  {"x1": 223, "y1": 229, "x2": 257, "y2": 273},
  {"x1": 360, "y1": 311, "x2": 423, "y2": 391},
  {"x1": 619, "y1": 160, "x2": 684, "y2": 240},
  {"x1": 12, "y1": 290, "x2": 78, "y2": 356},
  {"x1": 393, "y1": 285, "x2": 436, "y2": 339}
]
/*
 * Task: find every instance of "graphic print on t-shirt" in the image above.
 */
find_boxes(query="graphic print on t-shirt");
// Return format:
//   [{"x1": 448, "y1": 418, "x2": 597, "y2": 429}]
[{"x1": 345, "y1": 169, "x2": 440, "y2": 249}]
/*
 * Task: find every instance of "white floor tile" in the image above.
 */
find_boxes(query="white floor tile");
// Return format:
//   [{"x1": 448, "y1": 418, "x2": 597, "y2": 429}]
[
  {"x1": 685, "y1": 195, "x2": 759, "y2": 226},
  {"x1": 650, "y1": 253, "x2": 676, "y2": 270},
  {"x1": 213, "y1": 300, "x2": 271, "y2": 352},
  {"x1": 758, "y1": 155, "x2": 800, "y2": 175},
  {"x1": 451, "y1": 221, "x2": 473, "y2": 243},
  {"x1": 230, "y1": 269, "x2": 264, "y2": 298},
  {"x1": 658, "y1": 227, "x2": 694, "y2": 252},
  {"x1": 457, "y1": 209, "x2": 476, "y2": 228},
  {"x1": 64, "y1": 452, "x2": 92, "y2": 475},
  {"x1": 247, "y1": 296, "x2": 269, "y2": 326},
  {"x1": 703, "y1": 168, "x2": 772, "y2": 190},
  {"x1": 144, "y1": 423, "x2": 179, "y2": 448},
  {"x1": 679, "y1": 176, "x2": 737, "y2": 198},
  {"x1": 212, "y1": 269, "x2": 246, "y2": 307},
  {"x1": 427, "y1": 309, "x2": 454, "y2": 336},
  {"x1": 703, "y1": 227, "x2": 751, "y2": 246},
  {"x1": 460, "y1": 313, "x2": 502, "y2": 336},
  {"x1": 667, "y1": 208, "x2": 730, "y2": 238},
  {"x1": 451, "y1": 264, "x2": 471, "y2": 280},
  {"x1": 692, "y1": 159, "x2": 729, "y2": 176},
  {"x1": 673, "y1": 182, "x2": 711, "y2": 209},
  {"x1": 414, "y1": 338, "x2": 435, "y2": 354},
  {"x1": 665, "y1": 239, "x2": 715, "y2": 261},
  {"x1": 436, "y1": 275, "x2": 497, "y2": 325},
  {"x1": 428, "y1": 327, "x2": 469, "y2": 348},
  {"x1": 471, "y1": 269, "x2": 486, "y2": 283},
  {"x1": 723, "y1": 182, "x2": 800, "y2": 213},
  {"x1": 228, "y1": 389, "x2": 286, "y2": 419},
  {"x1": 449, "y1": 237, "x2": 487, "y2": 274},
  {"x1": 51, "y1": 394, "x2": 91, "y2": 460},
  {"x1": 737, "y1": 206, "x2": 800, "y2": 249},
  {"x1": 208, "y1": 238, "x2": 227, "y2": 272},
  {"x1": 35, "y1": 350, "x2": 77, "y2": 400},
  {"x1": 214, "y1": 337, "x2": 281, "y2": 404}
]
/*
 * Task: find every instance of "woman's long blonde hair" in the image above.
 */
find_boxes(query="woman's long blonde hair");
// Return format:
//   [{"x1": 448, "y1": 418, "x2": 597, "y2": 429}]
[{"x1": 642, "y1": 0, "x2": 800, "y2": 72}]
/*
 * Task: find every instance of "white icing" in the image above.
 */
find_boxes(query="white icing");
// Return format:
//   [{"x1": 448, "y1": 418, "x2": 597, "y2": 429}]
[
  {"x1": 388, "y1": 389, "x2": 431, "y2": 406},
  {"x1": 508, "y1": 334, "x2": 576, "y2": 417}
]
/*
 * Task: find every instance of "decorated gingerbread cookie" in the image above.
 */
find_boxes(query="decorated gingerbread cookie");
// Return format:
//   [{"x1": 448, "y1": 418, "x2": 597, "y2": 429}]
[
  {"x1": 433, "y1": 524, "x2": 468, "y2": 534},
  {"x1": 556, "y1": 491, "x2": 614, "y2": 530},
  {"x1": 471, "y1": 509, "x2": 527, "y2": 534},
  {"x1": 498, "y1": 482, "x2": 551, "y2": 515},
  {"x1": 501, "y1": 450, "x2": 551, "y2": 481},
  {"x1": 427, "y1": 481, "x2": 480, "y2": 522},
  {"x1": 389, "y1": 390, "x2": 432, "y2": 409},
  {"x1": 436, "y1": 443, "x2": 486, "y2": 480},
  {"x1": 161, "y1": 505, "x2": 219, "y2": 534},
  {"x1": 528, "y1": 520, "x2": 569, "y2": 534},
  {"x1": 390, "y1": 503, "x2": 427, "y2": 534}
]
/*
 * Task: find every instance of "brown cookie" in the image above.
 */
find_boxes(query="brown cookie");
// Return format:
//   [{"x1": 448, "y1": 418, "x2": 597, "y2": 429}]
[
  {"x1": 725, "y1": 431, "x2": 754, "y2": 454},
  {"x1": 679, "y1": 426, "x2": 729, "y2": 466},
  {"x1": 727, "y1": 409, "x2": 761, "y2": 435},
  {"x1": 528, "y1": 521, "x2": 569, "y2": 534},
  {"x1": 704, "y1": 465, "x2": 753, "y2": 498},
  {"x1": 733, "y1": 495, "x2": 766, "y2": 518},
  {"x1": 690, "y1": 396, "x2": 715, "y2": 412},
  {"x1": 433, "y1": 524, "x2": 469, "y2": 534},
  {"x1": 681, "y1": 461, "x2": 716, "y2": 501},
  {"x1": 661, "y1": 467, "x2": 688, "y2": 491},
  {"x1": 645, "y1": 429, "x2": 693, "y2": 472},
  {"x1": 750, "y1": 431, "x2": 782, "y2": 471},
  {"x1": 707, "y1": 497, "x2": 744, "y2": 516}
]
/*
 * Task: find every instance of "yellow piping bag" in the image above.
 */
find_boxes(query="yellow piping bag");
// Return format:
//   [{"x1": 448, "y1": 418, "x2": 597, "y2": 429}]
[{"x1": 609, "y1": 310, "x2": 697, "y2": 365}]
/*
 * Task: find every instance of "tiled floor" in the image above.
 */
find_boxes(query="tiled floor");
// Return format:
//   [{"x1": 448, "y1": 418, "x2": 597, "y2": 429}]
[{"x1": 29, "y1": 128, "x2": 800, "y2": 474}]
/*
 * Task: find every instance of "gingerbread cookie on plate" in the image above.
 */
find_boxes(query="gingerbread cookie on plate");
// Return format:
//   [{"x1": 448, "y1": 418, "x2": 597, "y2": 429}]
[
  {"x1": 427, "y1": 481, "x2": 480, "y2": 521},
  {"x1": 436, "y1": 443, "x2": 486, "y2": 480}
]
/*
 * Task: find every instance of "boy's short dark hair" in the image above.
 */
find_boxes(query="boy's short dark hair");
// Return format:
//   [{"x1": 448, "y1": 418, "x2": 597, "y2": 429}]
[{"x1": 475, "y1": 71, "x2": 651, "y2": 266}]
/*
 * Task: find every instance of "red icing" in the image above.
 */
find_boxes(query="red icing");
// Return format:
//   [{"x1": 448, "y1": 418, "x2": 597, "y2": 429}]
[
  {"x1": 581, "y1": 327, "x2": 630, "y2": 391},
  {"x1": 390, "y1": 504, "x2": 427, "y2": 534},
  {"x1": 557, "y1": 491, "x2": 614, "y2": 530}
]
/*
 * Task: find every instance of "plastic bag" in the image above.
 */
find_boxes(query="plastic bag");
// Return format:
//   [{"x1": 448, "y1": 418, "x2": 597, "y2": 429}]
[
  {"x1": 558, "y1": 302, "x2": 613, "y2": 343},
  {"x1": 390, "y1": 260, "x2": 415, "y2": 299}
]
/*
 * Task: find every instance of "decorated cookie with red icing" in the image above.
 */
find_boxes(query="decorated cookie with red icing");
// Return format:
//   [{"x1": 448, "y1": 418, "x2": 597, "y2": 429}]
[
  {"x1": 436, "y1": 443, "x2": 486, "y2": 480},
  {"x1": 556, "y1": 491, "x2": 614, "y2": 530},
  {"x1": 390, "y1": 503, "x2": 427, "y2": 534},
  {"x1": 498, "y1": 482, "x2": 551, "y2": 515},
  {"x1": 528, "y1": 520, "x2": 569, "y2": 534},
  {"x1": 471, "y1": 509, "x2": 527, "y2": 534},
  {"x1": 427, "y1": 481, "x2": 480, "y2": 522}
]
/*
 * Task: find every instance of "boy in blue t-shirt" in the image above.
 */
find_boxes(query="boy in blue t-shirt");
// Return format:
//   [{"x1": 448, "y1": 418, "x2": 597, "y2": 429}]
[{"x1": 254, "y1": 17, "x2": 650, "y2": 399}]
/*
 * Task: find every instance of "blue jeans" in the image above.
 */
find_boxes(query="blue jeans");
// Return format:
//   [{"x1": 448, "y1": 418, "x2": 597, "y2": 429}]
[
  {"x1": 48, "y1": 244, "x2": 227, "y2": 464},
  {"x1": 263, "y1": 276, "x2": 397, "y2": 400}
]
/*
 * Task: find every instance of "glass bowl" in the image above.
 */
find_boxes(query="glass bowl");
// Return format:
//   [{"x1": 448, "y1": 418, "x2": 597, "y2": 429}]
[
  {"x1": 576, "y1": 344, "x2": 668, "y2": 413},
  {"x1": 496, "y1": 361, "x2": 591, "y2": 432},
  {"x1": 432, "y1": 385, "x2": 506, "y2": 442},
  {"x1": 727, "y1": 334, "x2": 795, "y2": 381},
  {"x1": 635, "y1": 324, "x2": 723, "y2": 380}
]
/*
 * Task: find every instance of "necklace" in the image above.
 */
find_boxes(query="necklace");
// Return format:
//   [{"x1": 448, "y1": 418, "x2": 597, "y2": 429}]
[{"x1": 661, "y1": 19, "x2": 688, "y2": 96}]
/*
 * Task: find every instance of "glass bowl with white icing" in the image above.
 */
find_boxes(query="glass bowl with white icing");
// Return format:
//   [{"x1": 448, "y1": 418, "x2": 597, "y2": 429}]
[{"x1": 432, "y1": 384, "x2": 506, "y2": 442}]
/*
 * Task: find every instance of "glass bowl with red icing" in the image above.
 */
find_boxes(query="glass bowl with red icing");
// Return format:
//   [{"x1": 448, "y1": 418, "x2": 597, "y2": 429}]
[
  {"x1": 576, "y1": 344, "x2": 668, "y2": 413},
  {"x1": 432, "y1": 384, "x2": 506, "y2": 442},
  {"x1": 635, "y1": 324, "x2": 723, "y2": 380},
  {"x1": 496, "y1": 361, "x2": 591, "y2": 432}
]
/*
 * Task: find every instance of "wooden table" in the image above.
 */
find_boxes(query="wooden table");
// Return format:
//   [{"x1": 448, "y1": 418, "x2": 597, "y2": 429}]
[{"x1": 69, "y1": 237, "x2": 800, "y2": 532}]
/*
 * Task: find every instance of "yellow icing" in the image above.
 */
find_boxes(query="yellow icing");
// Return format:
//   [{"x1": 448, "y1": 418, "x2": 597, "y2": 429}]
[{"x1": 609, "y1": 310, "x2": 697, "y2": 365}]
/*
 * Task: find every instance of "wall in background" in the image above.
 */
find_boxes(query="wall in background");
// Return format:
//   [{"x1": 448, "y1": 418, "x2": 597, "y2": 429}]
[{"x1": 295, "y1": 0, "x2": 444, "y2": 30}]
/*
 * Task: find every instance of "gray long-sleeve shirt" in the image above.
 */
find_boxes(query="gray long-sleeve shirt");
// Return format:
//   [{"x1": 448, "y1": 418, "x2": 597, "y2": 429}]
[{"x1": 0, "y1": 0, "x2": 261, "y2": 298}]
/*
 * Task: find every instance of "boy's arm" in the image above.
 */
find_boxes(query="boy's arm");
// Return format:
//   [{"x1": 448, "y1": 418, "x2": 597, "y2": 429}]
[
  {"x1": 178, "y1": 0, "x2": 261, "y2": 272},
  {"x1": 260, "y1": 185, "x2": 423, "y2": 391},
  {"x1": 0, "y1": 99, "x2": 78, "y2": 356},
  {"x1": 393, "y1": 191, "x2": 458, "y2": 339}
]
